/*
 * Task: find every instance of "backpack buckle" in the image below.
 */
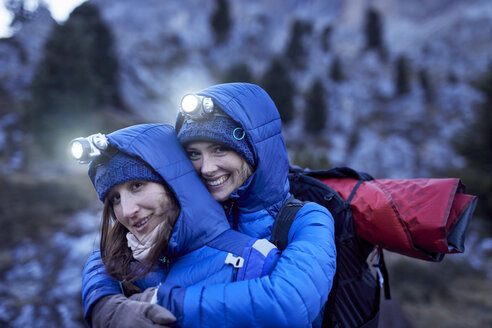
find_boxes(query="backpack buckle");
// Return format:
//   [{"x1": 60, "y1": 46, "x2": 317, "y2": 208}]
[{"x1": 225, "y1": 253, "x2": 244, "y2": 268}]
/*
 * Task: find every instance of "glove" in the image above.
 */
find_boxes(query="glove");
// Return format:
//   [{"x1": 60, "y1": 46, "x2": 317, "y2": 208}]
[
  {"x1": 129, "y1": 287, "x2": 158, "y2": 302},
  {"x1": 91, "y1": 293, "x2": 176, "y2": 328}
]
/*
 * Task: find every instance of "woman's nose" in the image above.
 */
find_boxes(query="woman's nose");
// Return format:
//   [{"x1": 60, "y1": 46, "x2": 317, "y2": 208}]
[
  {"x1": 200, "y1": 155, "x2": 218, "y2": 176},
  {"x1": 120, "y1": 193, "x2": 139, "y2": 218}
]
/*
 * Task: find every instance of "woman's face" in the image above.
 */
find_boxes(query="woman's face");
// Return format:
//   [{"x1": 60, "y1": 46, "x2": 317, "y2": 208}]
[
  {"x1": 185, "y1": 141, "x2": 251, "y2": 202},
  {"x1": 108, "y1": 180, "x2": 177, "y2": 242}
]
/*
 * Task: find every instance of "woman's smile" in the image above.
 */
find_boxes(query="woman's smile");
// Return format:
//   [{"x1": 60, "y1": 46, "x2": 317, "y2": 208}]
[
  {"x1": 205, "y1": 175, "x2": 229, "y2": 187},
  {"x1": 133, "y1": 215, "x2": 151, "y2": 230}
]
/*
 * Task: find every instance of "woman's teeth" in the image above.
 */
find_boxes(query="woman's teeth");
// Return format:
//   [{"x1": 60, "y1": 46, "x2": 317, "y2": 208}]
[
  {"x1": 207, "y1": 176, "x2": 227, "y2": 186},
  {"x1": 135, "y1": 217, "x2": 150, "y2": 228}
]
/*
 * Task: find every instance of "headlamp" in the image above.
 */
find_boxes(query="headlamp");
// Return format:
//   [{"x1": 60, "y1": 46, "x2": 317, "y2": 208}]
[
  {"x1": 179, "y1": 94, "x2": 216, "y2": 121},
  {"x1": 69, "y1": 133, "x2": 109, "y2": 163}
]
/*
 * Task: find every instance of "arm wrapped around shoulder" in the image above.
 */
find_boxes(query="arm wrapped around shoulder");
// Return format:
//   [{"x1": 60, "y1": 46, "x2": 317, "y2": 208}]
[
  {"x1": 157, "y1": 202, "x2": 336, "y2": 328},
  {"x1": 91, "y1": 293, "x2": 176, "y2": 328}
]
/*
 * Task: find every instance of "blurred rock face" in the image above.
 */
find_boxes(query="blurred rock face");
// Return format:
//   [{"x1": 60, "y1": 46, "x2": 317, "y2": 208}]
[
  {"x1": 0, "y1": 5, "x2": 55, "y2": 99},
  {"x1": 2, "y1": 0, "x2": 492, "y2": 178}
]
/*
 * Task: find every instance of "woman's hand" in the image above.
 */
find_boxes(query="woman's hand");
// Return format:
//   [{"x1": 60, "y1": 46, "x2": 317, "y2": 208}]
[{"x1": 91, "y1": 292, "x2": 176, "y2": 328}]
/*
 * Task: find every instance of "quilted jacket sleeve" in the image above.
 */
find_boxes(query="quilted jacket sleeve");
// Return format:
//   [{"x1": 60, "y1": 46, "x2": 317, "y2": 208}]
[
  {"x1": 82, "y1": 250, "x2": 122, "y2": 325},
  {"x1": 156, "y1": 202, "x2": 336, "y2": 328}
]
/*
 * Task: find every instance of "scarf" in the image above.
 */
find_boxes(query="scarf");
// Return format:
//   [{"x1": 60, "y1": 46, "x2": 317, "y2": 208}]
[{"x1": 126, "y1": 220, "x2": 169, "y2": 262}]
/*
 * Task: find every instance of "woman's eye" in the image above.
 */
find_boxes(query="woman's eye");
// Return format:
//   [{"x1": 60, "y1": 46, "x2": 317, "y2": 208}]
[
  {"x1": 186, "y1": 150, "x2": 200, "y2": 160},
  {"x1": 131, "y1": 181, "x2": 144, "y2": 191},
  {"x1": 212, "y1": 146, "x2": 226, "y2": 154},
  {"x1": 109, "y1": 193, "x2": 120, "y2": 204}
]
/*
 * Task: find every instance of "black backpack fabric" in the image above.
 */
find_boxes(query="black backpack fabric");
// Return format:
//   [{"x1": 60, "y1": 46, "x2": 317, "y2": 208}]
[{"x1": 271, "y1": 166, "x2": 389, "y2": 328}]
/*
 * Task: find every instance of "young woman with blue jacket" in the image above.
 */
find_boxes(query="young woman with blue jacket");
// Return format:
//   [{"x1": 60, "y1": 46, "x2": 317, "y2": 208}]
[{"x1": 82, "y1": 83, "x2": 337, "y2": 327}]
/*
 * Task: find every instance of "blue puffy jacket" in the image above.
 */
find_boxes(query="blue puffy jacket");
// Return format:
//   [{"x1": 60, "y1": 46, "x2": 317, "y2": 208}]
[
  {"x1": 163, "y1": 83, "x2": 337, "y2": 327},
  {"x1": 81, "y1": 124, "x2": 279, "y2": 324}
]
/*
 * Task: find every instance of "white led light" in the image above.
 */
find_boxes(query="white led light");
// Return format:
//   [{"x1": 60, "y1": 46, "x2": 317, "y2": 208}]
[
  {"x1": 181, "y1": 94, "x2": 200, "y2": 113},
  {"x1": 71, "y1": 141, "x2": 84, "y2": 160}
]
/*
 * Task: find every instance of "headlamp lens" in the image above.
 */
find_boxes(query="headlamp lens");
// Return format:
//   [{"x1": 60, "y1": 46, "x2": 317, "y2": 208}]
[
  {"x1": 181, "y1": 94, "x2": 200, "y2": 113},
  {"x1": 71, "y1": 140, "x2": 85, "y2": 160}
]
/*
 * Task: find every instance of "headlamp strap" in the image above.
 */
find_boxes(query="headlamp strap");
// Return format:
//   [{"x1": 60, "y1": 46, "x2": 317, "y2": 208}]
[{"x1": 90, "y1": 145, "x2": 120, "y2": 169}]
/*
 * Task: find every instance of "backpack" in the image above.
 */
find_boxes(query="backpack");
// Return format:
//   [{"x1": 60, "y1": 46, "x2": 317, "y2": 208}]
[{"x1": 271, "y1": 166, "x2": 390, "y2": 328}]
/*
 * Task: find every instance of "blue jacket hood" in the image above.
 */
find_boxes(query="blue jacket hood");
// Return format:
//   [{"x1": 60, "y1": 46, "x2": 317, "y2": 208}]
[
  {"x1": 102, "y1": 124, "x2": 231, "y2": 257},
  {"x1": 176, "y1": 83, "x2": 290, "y2": 214}
]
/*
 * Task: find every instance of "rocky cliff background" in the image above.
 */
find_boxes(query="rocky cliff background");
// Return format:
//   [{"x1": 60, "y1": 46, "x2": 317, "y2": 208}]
[{"x1": 0, "y1": 0, "x2": 491, "y2": 327}]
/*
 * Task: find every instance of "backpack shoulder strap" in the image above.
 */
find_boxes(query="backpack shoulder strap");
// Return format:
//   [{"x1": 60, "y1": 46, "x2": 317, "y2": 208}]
[{"x1": 270, "y1": 196, "x2": 305, "y2": 251}]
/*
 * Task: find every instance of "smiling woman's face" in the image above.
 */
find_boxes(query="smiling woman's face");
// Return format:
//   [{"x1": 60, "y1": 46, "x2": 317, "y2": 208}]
[
  {"x1": 185, "y1": 141, "x2": 252, "y2": 202},
  {"x1": 108, "y1": 180, "x2": 177, "y2": 242}
]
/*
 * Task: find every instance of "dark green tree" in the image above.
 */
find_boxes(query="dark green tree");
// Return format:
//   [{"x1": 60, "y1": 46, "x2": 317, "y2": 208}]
[
  {"x1": 26, "y1": 2, "x2": 121, "y2": 157},
  {"x1": 260, "y1": 57, "x2": 296, "y2": 124},
  {"x1": 448, "y1": 71, "x2": 459, "y2": 84},
  {"x1": 285, "y1": 19, "x2": 312, "y2": 70},
  {"x1": 330, "y1": 56, "x2": 345, "y2": 82},
  {"x1": 418, "y1": 68, "x2": 434, "y2": 103},
  {"x1": 290, "y1": 148, "x2": 331, "y2": 170},
  {"x1": 364, "y1": 7, "x2": 383, "y2": 51},
  {"x1": 394, "y1": 55, "x2": 412, "y2": 95},
  {"x1": 453, "y1": 64, "x2": 492, "y2": 218},
  {"x1": 211, "y1": 0, "x2": 231, "y2": 45},
  {"x1": 304, "y1": 78, "x2": 327, "y2": 134},
  {"x1": 321, "y1": 25, "x2": 332, "y2": 52},
  {"x1": 221, "y1": 62, "x2": 254, "y2": 83}
]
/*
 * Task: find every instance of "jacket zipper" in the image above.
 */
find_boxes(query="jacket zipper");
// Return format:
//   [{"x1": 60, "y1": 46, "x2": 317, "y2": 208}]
[
  {"x1": 159, "y1": 256, "x2": 172, "y2": 273},
  {"x1": 225, "y1": 200, "x2": 239, "y2": 231},
  {"x1": 232, "y1": 204, "x2": 238, "y2": 231}
]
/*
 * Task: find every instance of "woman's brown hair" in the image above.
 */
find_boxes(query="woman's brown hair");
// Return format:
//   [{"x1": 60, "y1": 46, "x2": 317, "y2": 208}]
[{"x1": 99, "y1": 183, "x2": 180, "y2": 295}]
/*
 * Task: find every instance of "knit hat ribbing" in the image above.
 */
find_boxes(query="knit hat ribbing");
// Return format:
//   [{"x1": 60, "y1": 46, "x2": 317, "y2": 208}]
[
  {"x1": 177, "y1": 116, "x2": 255, "y2": 166},
  {"x1": 90, "y1": 152, "x2": 163, "y2": 202}
]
